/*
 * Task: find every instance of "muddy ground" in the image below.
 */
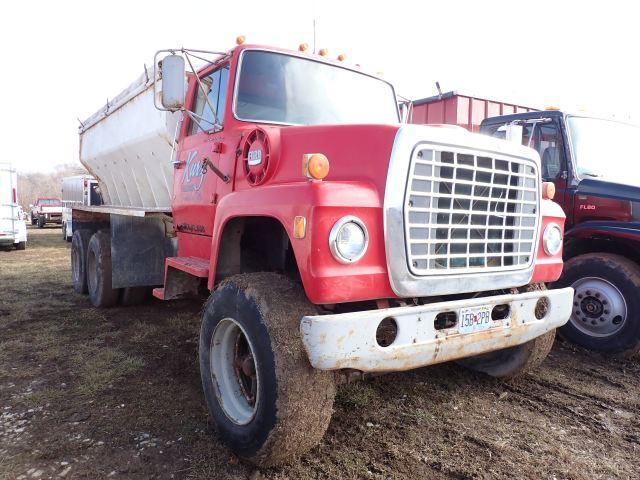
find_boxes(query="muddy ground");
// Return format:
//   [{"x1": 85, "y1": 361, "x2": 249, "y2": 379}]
[{"x1": 1, "y1": 226, "x2": 639, "y2": 480}]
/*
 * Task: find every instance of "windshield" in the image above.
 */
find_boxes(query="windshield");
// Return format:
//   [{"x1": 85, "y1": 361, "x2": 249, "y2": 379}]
[
  {"x1": 567, "y1": 116, "x2": 640, "y2": 185},
  {"x1": 234, "y1": 50, "x2": 399, "y2": 125}
]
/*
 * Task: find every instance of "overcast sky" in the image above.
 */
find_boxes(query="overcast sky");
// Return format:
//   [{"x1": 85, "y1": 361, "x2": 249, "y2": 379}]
[{"x1": 1, "y1": 0, "x2": 638, "y2": 172}]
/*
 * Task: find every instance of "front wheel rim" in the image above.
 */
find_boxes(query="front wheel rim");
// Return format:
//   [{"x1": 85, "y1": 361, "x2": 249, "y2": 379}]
[
  {"x1": 570, "y1": 276, "x2": 627, "y2": 337},
  {"x1": 210, "y1": 318, "x2": 259, "y2": 425}
]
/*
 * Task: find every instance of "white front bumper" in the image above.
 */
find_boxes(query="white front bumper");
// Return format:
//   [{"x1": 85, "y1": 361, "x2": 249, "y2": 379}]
[{"x1": 300, "y1": 287, "x2": 573, "y2": 373}]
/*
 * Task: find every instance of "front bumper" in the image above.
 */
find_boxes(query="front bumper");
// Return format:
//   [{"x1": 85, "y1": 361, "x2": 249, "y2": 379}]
[
  {"x1": 43, "y1": 214, "x2": 62, "y2": 222},
  {"x1": 300, "y1": 287, "x2": 573, "y2": 372}
]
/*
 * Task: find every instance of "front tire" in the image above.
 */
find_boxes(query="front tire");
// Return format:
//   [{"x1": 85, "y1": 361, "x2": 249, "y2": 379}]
[
  {"x1": 86, "y1": 231, "x2": 120, "y2": 308},
  {"x1": 555, "y1": 253, "x2": 640, "y2": 356},
  {"x1": 458, "y1": 284, "x2": 556, "y2": 379},
  {"x1": 199, "y1": 273, "x2": 335, "y2": 467},
  {"x1": 15, "y1": 241, "x2": 26, "y2": 251}
]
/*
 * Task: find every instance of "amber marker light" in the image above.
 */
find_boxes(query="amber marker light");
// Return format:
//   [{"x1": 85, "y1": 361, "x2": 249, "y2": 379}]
[
  {"x1": 318, "y1": 48, "x2": 329, "y2": 56},
  {"x1": 236, "y1": 35, "x2": 246, "y2": 45},
  {"x1": 337, "y1": 54, "x2": 346, "y2": 61},
  {"x1": 299, "y1": 43, "x2": 309, "y2": 52},
  {"x1": 542, "y1": 182, "x2": 556, "y2": 200},
  {"x1": 293, "y1": 216, "x2": 307, "y2": 239},
  {"x1": 303, "y1": 153, "x2": 330, "y2": 180},
  {"x1": 545, "y1": 106, "x2": 560, "y2": 111}
]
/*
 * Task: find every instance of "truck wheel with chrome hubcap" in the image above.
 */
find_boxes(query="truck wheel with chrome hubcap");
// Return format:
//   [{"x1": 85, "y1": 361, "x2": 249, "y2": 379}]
[
  {"x1": 555, "y1": 253, "x2": 640, "y2": 356},
  {"x1": 457, "y1": 284, "x2": 556, "y2": 379},
  {"x1": 199, "y1": 272, "x2": 335, "y2": 467}
]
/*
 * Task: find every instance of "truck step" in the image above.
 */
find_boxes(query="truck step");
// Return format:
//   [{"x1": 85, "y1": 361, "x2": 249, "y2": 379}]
[
  {"x1": 152, "y1": 288, "x2": 165, "y2": 300},
  {"x1": 165, "y1": 256, "x2": 209, "y2": 277}
]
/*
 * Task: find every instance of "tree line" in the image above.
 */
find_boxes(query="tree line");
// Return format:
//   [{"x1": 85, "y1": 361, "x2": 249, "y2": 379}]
[{"x1": 18, "y1": 164, "x2": 88, "y2": 208}]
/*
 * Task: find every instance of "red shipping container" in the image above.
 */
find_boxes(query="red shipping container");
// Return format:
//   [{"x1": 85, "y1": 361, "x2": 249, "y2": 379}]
[{"x1": 410, "y1": 91, "x2": 537, "y2": 132}]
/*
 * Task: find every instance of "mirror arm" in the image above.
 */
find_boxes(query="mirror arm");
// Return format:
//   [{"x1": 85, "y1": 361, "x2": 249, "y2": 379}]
[
  {"x1": 185, "y1": 109, "x2": 221, "y2": 133},
  {"x1": 184, "y1": 51, "x2": 221, "y2": 130}
]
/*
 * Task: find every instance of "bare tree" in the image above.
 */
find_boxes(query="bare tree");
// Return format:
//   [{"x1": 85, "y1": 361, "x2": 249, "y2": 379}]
[{"x1": 17, "y1": 164, "x2": 88, "y2": 208}]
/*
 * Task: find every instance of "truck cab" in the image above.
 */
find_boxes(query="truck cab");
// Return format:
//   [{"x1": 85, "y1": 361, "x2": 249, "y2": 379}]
[{"x1": 481, "y1": 110, "x2": 640, "y2": 355}]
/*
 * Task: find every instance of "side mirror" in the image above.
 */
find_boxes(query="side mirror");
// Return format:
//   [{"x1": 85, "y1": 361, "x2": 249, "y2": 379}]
[
  {"x1": 160, "y1": 54, "x2": 186, "y2": 111},
  {"x1": 505, "y1": 123, "x2": 523, "y2": 145}
]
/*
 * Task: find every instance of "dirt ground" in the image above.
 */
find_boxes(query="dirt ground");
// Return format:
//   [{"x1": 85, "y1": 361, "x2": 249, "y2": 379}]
[{"x1": 1, "y1": 226, "x2": 639, "y2": 480}]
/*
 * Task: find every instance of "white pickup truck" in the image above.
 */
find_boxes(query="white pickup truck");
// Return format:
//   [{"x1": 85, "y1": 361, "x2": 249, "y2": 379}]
[{"x1": 0, "y1": 163, "x2": 27, "y2": 250}]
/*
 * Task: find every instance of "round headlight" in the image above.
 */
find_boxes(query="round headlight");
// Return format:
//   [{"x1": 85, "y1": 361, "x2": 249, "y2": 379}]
[
  {"x1": 543, "y1": 223, "x2": 563, "y2": 256},
  {"x1": 329, "y1": 216, "x2": 369, "y2": 264}
]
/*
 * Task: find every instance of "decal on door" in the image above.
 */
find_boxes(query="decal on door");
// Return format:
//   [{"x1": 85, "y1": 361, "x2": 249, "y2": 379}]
[{"x1": 182, "y1": 150, "x2": 205, "y2": 192}]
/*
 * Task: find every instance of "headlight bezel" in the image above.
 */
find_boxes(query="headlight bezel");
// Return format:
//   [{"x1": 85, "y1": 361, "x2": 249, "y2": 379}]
[
  {"x1": 329, "y1": 216, "x2": 369, "y2": 264},
  {"x1": 542, "y1": 222, "x2": 563, "y2": 256}
]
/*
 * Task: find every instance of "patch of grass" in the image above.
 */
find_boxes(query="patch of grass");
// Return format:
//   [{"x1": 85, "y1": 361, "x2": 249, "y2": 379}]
[
  {"x1": 22, "y1": 387, "x2": 65, "y2": 408},
  {"x1": 128, "y1": 320, "x2": 161, "y2": 343},
  {"x1": 72, "y1": 347, "x2": 145, "y2": 396},
  {"x1": 166, "y1": 313, "x2": 199, "y2": 332},
  {"x1": 406, "y1": 408, "x2": 435, "y2": 423},
  {"x1": 0, "y1": 339, "x2": 29, "y2": 361},
  {"x1": 333, "y1": 451, "x2": 367, "y2": 475},
  {"x1": 335, "y1": 382, "x2": 376, "y2": 409}
]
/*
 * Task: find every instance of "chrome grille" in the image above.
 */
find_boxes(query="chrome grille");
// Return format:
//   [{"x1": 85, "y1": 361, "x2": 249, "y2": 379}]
[{"x1": 404, "y1": 146, "x2": 539, "y2": 275}]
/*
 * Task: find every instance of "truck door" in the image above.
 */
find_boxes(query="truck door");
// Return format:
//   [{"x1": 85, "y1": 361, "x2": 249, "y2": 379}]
[
  {"x1": 173, "y1": 64, "x2": 230, "y2": 239},
  {"x1": 525, "y1": 121, "x2": 571, "y2": 224}
]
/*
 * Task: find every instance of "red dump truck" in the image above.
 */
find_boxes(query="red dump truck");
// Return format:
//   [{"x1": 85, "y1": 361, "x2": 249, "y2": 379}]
[{"x1": 72, "y1": 43, "x2": 572, "y2": 466}]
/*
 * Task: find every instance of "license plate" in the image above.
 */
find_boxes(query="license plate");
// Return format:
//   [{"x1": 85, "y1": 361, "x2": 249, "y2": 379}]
[{"x1": 458, "y1": 305, "x2": 492, "y2": 334}]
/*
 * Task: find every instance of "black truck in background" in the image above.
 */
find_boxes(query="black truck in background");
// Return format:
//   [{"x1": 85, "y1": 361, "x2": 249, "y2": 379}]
[{"x1": 481, "y1": 111, "x2": 640, "y2": 356}]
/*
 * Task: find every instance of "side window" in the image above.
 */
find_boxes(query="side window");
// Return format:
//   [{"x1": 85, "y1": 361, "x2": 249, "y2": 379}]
[
  {"x1": 90, "y1": 183, "x2": 103, "y2": 206},
  {"x1": 189, "y1": 65, "x2": 230, "y2": 135},
  {"x1": 537, "y1": 124, "x2": 564, "y2": 180}
]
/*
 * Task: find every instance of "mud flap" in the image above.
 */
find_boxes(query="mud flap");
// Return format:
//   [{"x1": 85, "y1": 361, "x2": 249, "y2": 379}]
[{"x1": 110, "y1": 213, "x2": 177, "y2": 288}]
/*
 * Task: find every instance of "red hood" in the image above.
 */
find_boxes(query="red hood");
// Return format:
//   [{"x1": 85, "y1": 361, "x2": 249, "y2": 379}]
[{"x1": 239, "y1": 124, "x2": 400, "y2": 196}]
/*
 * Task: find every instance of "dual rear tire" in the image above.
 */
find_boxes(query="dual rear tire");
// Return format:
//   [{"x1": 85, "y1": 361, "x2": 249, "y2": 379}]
[
  {"x1": 71, "y1": 229, "x2": 149, "y2": 308},
  {"x1": 86, "y1": 231, "x2": 120, "y2": 308}
]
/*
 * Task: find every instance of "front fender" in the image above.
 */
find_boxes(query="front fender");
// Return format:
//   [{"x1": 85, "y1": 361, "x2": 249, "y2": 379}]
[
  {"x1": 566, "y1": 220, "x2": 640, "y2": 242},
  {"x1": 209, "y1": 181, "x2": 395, "y2": 304},
  {"x1": 531, "y1": 199, "x2": 566, "y2": 284}
]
